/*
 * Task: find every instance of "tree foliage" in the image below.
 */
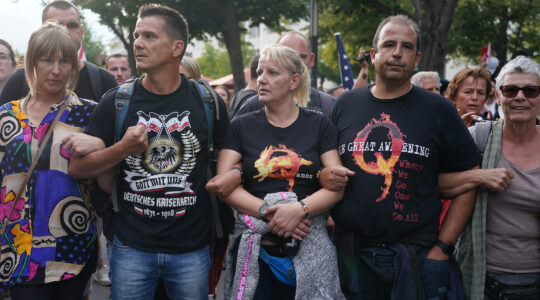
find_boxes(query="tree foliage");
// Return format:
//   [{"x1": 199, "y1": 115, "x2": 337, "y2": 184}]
[
  {"x1": 196, "y1": 41, "x2": 255, "y2": 79},
  {"x1": 75, "y1": 0, "x2": 308, "y2": 91},
  {"x1": 447, "y1": 0, "x2": 540, "y2": 65},
  {"x1": 81, "y1": 18, "x2": 105, "y2": 65}
]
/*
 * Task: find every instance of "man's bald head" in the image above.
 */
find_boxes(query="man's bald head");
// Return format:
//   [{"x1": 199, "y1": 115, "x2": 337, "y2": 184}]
[{"x1": 276, "y1": 31, "x2": 314, "y2": 69}]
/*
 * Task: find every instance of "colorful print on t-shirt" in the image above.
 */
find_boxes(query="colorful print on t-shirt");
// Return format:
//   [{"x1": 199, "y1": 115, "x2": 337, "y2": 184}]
[{"x1": 253, "y1": 144, "x2": 313, "y2": 191}]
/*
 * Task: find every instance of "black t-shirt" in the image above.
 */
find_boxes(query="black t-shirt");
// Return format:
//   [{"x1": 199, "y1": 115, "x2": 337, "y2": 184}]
[
  {"x1": 85, "y1": 74, "x2": 229, "y2": 253},
  {"x1": 223, "y1": 108, "x2": 337, "y2": 200},
  {"x1": 0, "y1": 63, "x2": 117, "y2": 103},
  {"x1": 330, "y1": 86, "x2": 480, "y2": 245}
]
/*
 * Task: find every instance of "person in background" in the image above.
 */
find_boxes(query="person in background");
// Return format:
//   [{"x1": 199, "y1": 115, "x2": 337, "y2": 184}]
[
  {"x1": 229, "y1": 54, "x2": 259, "y2": 118},
  {"x1": 0, "y1": 22, "x2": 102, "y2": 300},
  {"x1": 179, "y1": 56, "x2": 201, "y2": 80},
  {"x1": 447, "y1": 68, "x2": 492, "y2": 127},
  {"x1": 411, "y1": 71, "x2": 441, "y2": 94},
  {"x1": 330, "y1": 86, "x2": 346, "y2": 98},
  {"x1": 235, "y1": 32, "x2": 335, "y2": 118},
  {"x1": 453, "y1": 56, "x2": 540, "y2": 300},
  {"x1": 214, "y1": 85, "x2": 231, "y2": 109},
  {"x1": 481, "y1": 80, "x2": 499, "y2": 120},
  {"x1": 106, "y1": 53, "x2": 132, "y2": 85},
  {"x1": 0, "y1": 39, "x2": 17, "y2": 94},
  {"x1": 0, "y1": 0, "x2": 116, "y2": 104}
]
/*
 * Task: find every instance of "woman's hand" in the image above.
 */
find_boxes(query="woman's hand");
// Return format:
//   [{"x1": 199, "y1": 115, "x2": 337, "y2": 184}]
[{"x1": 266, "y1": 202, "x2": 306, "y2": 237}]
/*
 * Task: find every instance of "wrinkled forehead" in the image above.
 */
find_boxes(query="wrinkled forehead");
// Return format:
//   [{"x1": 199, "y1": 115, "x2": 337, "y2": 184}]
[
  {"x1": 501, "y1": 72, "x2": 540, "y2": 86},
  {"x1": 45, "y1": 6, "x2": 80, "y2": 25}
]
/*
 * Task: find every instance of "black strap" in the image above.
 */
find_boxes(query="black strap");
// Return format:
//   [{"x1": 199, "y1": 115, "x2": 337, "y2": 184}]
[
  {"x1": 405, "y1": 245, "x2": 426, "y2": 300},
  {"x1": 85, "y1": 62, "x2": 103, "y2": 101}
]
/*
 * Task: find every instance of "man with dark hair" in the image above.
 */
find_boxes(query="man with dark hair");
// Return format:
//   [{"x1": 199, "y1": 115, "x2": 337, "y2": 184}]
[
  {"x1": 68, "y1": 4, "x2": 229, "y2": 299},
  {"x1": 0, "y1": 0, "x2": 116, "y2": 103},
  {"x1": 235, "y1": 31, "x2": 335, "y2": 117},
  {"x1": 322, "y1": 15, "x2": 480, "y2": 298},
  {"x1": 106, "y1": 54, "x2": 132, "y2": 85},
  {"x1": 228, "y1": 54, "x2": 259, "y2": 118}
]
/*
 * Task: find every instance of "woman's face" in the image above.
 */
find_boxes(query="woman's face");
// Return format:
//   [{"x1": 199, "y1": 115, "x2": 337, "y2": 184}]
[
  {"x1": 35, "y1": 52, "x2": 73, "y2": 97},
  {"x1": 452, "y1": 76, "x2": 487, "y2": 115},
  {"x1": 0, "y1": 44, "x2": 15, "y2": 85},
  {"x1": 256, "y1": 55, "x2": 296, "y2": 104},
  {"x1": 216, "y1": 87, "x2": 230, "y2": 105}
]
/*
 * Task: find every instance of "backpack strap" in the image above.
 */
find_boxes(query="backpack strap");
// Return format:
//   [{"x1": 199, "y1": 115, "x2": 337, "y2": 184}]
[
  {"x1": 85, "y1": 62, "x2": 103, "y2": 101},
  {"x1": 114, "y1": 78, "x2": 138, "y2": 142},
  {"x1": 473, "y1": 121, "x2": 493, "y2": 157},
  {"x1": 110, "y1": 78, "x2": 138, "y2": 213},
  {"x1": 188, "y1": 79, "x2": 225, "y2": 239}
]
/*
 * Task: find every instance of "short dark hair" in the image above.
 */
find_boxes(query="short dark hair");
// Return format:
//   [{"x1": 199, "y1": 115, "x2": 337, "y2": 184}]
[
  {"x1": 42, "y1": 1, "x2": 81, "y2": 23},
  {"x1": 138, "y1": 4, "x2": 189, "y2": 60},
  {"x1": 372, "y1": 15, "x2": 420, "y2": 52},
  {"x1": 0, "y1": 39, "x2": 17, "y2": 68},
  {"x1": 249, "y1": 55, "x2": 260, "y2": 80}
]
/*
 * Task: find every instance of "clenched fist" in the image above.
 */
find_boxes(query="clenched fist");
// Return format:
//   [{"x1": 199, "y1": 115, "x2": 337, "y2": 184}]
[{"x1": 120, "y1": 124, "x2": 148, "y2": 155}]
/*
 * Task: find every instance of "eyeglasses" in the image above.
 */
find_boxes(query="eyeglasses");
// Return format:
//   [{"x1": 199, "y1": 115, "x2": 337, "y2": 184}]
[
  {"x1": 500, "y1": 85, "x2": 540, "y2": 98},
  {"x1": 0, "y1": 54, "x2": 9, "y2": 62}
]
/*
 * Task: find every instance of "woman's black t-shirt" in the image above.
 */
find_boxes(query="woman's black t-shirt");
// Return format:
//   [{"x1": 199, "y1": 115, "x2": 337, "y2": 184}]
[{"x1": 223, "y1": 108, "x2": 337, "y2": 200}]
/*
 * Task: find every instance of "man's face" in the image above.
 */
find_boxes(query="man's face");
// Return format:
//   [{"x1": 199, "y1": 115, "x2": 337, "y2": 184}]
[
  {"x1": 107, "y1": 57, "x2": 131, "y2": 85},
  {"x1": 277, "y1": 34, "x2": 314, "y2": 69},
  {"x1": 133, "y1": 16, "x2": 183, "y2": 73},
  {"x1": 497, "y1": 72, "x2": 540, "y2": 124},
  {"x1": 371, "y1": 22, "x2": 421, "y2": 84},
  {"x1": 421, "y1": 77, "x2": 440, "y2": 94},
  {"x1": 45, "y1": 7, "x2": 84, "y2": 47}
]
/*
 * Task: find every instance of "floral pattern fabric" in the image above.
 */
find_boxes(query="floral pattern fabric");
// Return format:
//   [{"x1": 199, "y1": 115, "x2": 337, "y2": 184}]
[{"x1": 0, "y1": 95, "x2": 96, "y2": 288}]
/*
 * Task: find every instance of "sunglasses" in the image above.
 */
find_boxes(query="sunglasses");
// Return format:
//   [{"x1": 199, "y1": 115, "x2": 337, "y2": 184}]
[{"x1": 499, "y1": 85, "x2": 540, "y2": 98}]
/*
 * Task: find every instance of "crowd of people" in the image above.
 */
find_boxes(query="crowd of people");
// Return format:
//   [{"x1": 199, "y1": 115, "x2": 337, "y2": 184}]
[{"x1": 0, "y1": 1, "x2": 538, "y2": 300}]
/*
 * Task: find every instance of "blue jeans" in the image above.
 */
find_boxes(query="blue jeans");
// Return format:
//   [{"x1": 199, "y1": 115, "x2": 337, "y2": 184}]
[
  {"x1": 110, "y1": 236, "x2": 210, "y2": 300},
  {"x1": 485, "y1": 271, "x2": 540, "y2": 300},
  {"x1": 344, "y1": 245, "x2": 449, "y2": 300}
]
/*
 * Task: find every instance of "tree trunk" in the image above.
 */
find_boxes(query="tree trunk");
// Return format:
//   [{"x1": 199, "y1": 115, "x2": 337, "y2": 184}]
[
  {"x1": 221, "y1": 0, "x2": 245, "y2": 92},
  {"x1": 493, "y1": 5, "x2": 509, "y2": 66},
  {"x1": 413, "y1": 0, "x2": 458, "y2": 78}
]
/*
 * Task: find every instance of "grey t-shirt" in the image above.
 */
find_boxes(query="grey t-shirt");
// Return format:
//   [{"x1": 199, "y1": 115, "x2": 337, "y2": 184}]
[{"x1": 486, "y1": 154, "x2": 540, "y2": 273}]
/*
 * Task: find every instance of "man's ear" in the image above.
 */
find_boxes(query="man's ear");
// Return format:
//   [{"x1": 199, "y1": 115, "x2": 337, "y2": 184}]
[
  {"x1": 308, "y1": 53, "x2": 315, "y2": 69},
  {"x1": 172, "y1": 40, "x2": 184, "y2": 58}
]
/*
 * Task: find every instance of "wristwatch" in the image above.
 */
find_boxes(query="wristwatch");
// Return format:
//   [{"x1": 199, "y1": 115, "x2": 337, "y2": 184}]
[
  {"x1": 259, "y1": 204, "x2": 269, "y2": 221},
  {"x1": 436, "y1": 239, "x2": 455, "y2": 256}
]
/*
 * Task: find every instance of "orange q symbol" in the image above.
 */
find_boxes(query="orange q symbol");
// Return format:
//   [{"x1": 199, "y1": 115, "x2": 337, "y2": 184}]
[
  {"x1": 353, "y1": 114, "x2": 404, "y2": 202},
  {"x1": 253, "y1": 145, "x2": 312, "y2": 191}
]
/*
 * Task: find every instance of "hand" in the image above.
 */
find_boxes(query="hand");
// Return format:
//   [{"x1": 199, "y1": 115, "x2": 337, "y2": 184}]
[
  {"x1": 357, "y1": 48, "x2": 370, "y2": 70},
  {"x1": 326, "y1": 215, "x2": 335, "y2": 235},
  {"x1": 427, "y1": 245, "x2": 449, "y2": 261},
  {"x1": 119, "y1": 125, "x2": 148, "y2": 156},
  {"x1": 320, "y1": 166, "x2": 355, "y2": 191},
  {"x1": 61, "y1": 133, "x2": 105, "y2": 157},
  {"x1": 290, "y1": 218, "x2": 311, "y2": 240},
  {"x1": 459, "y1": 111, "x2": 480, "y2": 127},
  {"x1": 266, "y1": 202, "x2": 305, "y2": 237},
  {"x1": 206, "y1": 168, "x2": 242, "y2": 199},
  {"x1": 480, "y1": 168, "x2": 514, "y2": 192}
]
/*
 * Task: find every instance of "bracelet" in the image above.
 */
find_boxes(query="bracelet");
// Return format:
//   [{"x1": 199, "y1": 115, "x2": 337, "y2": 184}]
[
  {"x1": 232, "y1": 167, "x2": 243, "y2": 175},
  {"x1": 299, "y1": 200, "x2": 309, "y2": 218}
]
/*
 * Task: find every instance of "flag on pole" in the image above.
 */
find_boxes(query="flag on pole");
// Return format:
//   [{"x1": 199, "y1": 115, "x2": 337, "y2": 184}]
[
  {"x1": 78, "y1": 44, "x2": 87, "y2": 61},
  {"x1": 335, "y1": 33, "x2": 354, "y2": 90}
]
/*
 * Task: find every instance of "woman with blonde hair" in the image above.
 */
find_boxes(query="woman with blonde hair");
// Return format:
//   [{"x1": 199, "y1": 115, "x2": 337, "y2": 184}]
[
  {"x1": 0, "y1": 22, "x2": 102, "y2": 299},
  {"x1": 214, "y1": 44, "x2": 345, "y2": 299}
]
